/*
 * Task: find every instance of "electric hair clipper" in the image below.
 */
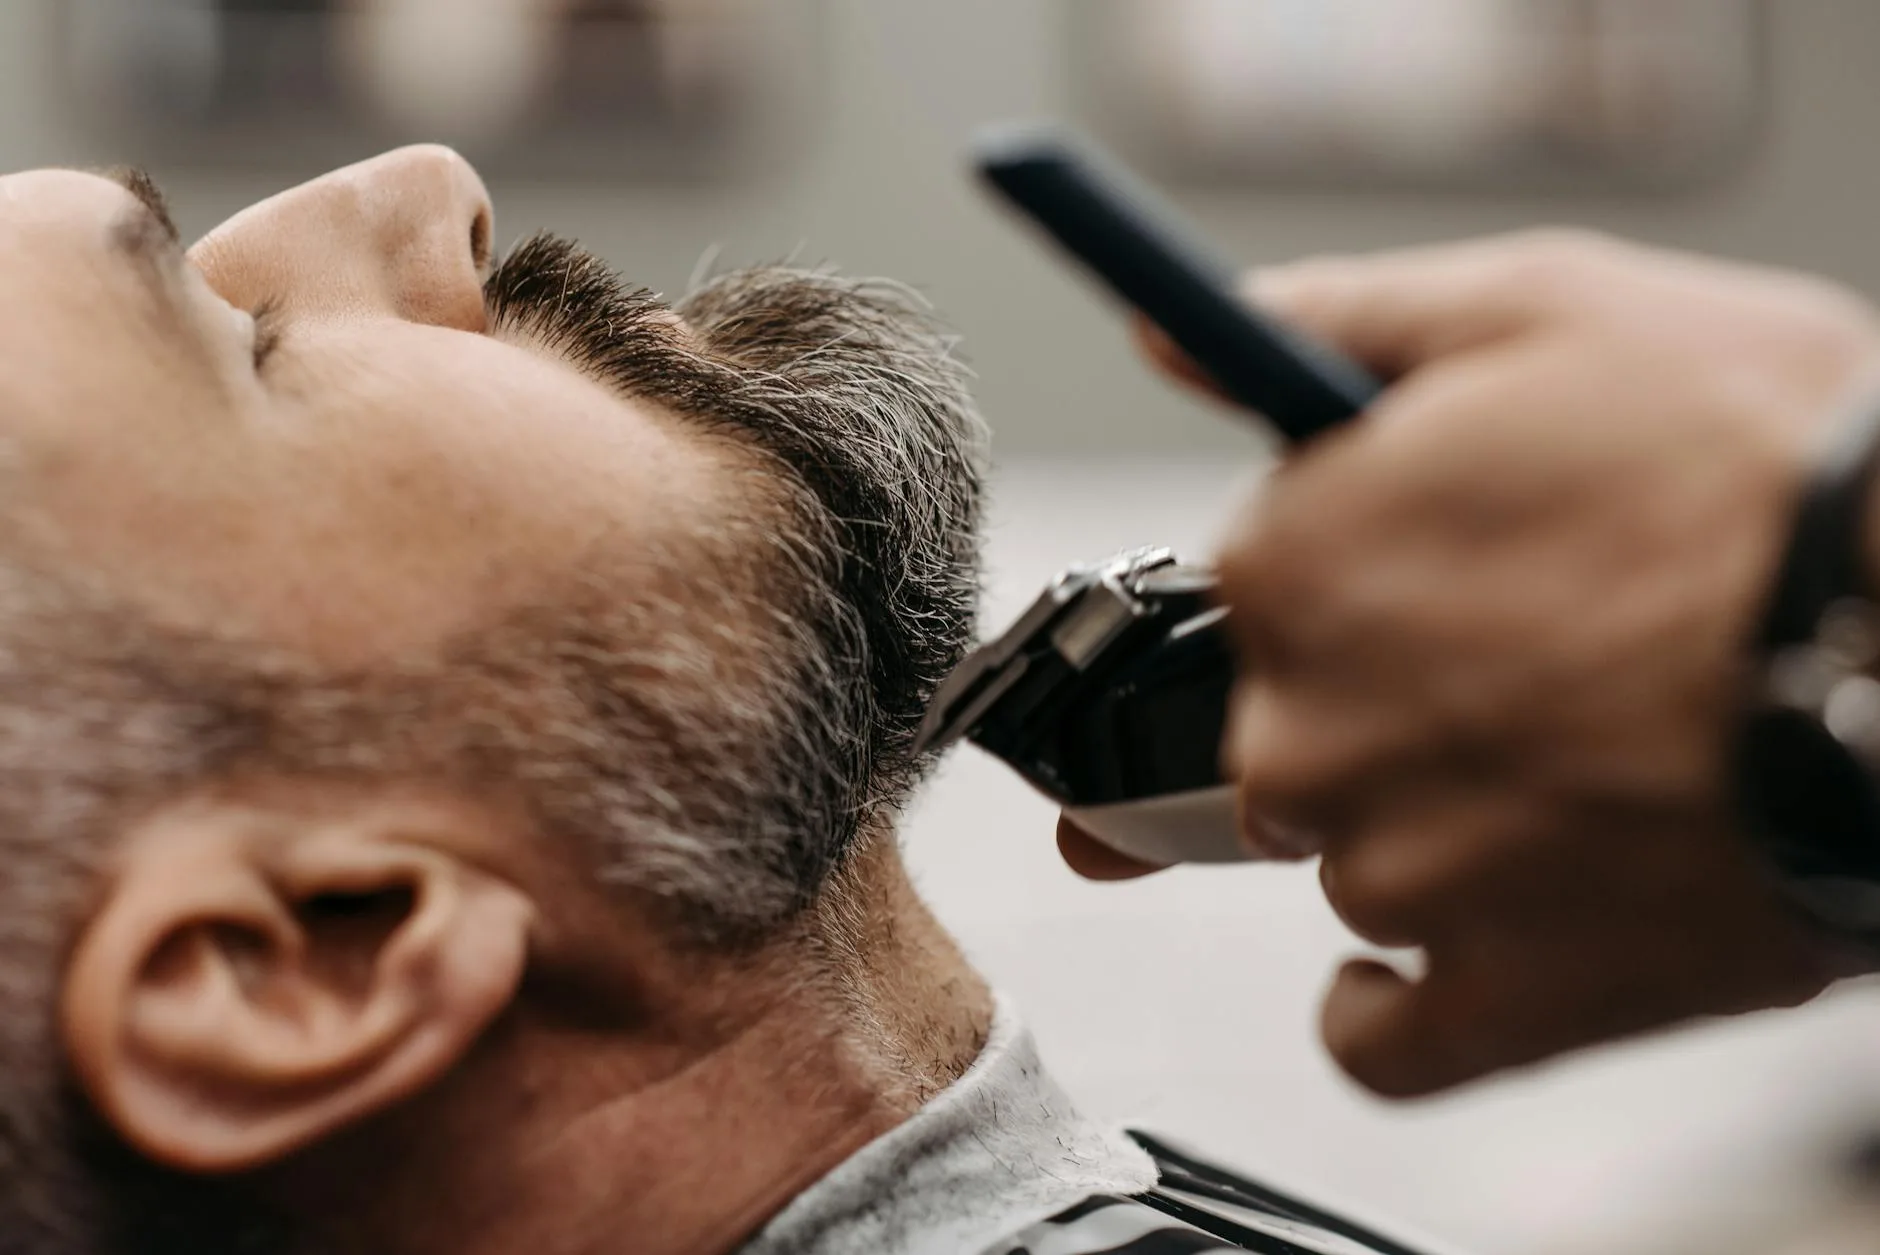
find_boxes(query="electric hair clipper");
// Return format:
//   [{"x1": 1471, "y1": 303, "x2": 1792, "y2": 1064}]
[{"x1": 913, "y1": 127, "x2": 1381, "y2": 866}]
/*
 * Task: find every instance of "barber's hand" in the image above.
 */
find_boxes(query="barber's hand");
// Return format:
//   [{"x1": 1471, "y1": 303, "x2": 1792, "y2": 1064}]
[{"x1": 1062, "y1": 230, "x2": 1880, "y2": 1097}]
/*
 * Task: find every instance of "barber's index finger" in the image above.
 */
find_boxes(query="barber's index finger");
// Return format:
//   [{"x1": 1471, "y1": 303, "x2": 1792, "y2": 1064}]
[{"x1": 1248, "y1": 233, "x2": 1585, "y2": 378}]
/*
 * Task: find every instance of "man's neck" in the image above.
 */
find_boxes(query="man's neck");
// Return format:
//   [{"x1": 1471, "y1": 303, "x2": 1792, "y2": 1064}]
[
  {"x1": 438, "y1": 1000, "x2": 932, "y2": 1255},
  {"x1": 285, "y1": 841, "x2": 993, "y2": 1255}
]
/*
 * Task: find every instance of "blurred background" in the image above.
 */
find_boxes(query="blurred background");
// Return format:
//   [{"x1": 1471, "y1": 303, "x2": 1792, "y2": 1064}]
[{"x1": 12, "y1": 1, "x2": 1880, "y2": 1251}]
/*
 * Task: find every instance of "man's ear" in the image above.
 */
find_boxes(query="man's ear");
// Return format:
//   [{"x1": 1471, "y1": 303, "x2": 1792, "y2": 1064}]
[{"x1": 61, "y1": 790, "x2": 535, "y2": 1174}]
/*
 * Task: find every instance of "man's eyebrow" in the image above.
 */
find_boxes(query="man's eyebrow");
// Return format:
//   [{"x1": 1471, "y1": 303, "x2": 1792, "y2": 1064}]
[
  {"x1": 85, "y1": 168, "x2": 196, "y2": 342},
  {"x1": 77, "y1": 166, "x2": 185, "y2": 286},
  {"x1": 95, "y1": 166, "x2": 180, "y2": 247}
]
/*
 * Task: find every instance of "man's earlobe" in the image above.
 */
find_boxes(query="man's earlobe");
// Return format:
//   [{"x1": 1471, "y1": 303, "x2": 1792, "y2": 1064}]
[{"x1": 60, "y1": 794, "x2": 534, "y2": 1174}]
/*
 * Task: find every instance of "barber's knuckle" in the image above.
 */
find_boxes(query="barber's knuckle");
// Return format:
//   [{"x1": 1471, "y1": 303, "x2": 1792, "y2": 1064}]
[
  {"x1": 1321, "y1": 1025, "x2": 1395, "y2": 1093},
  {"x1": 1494, "y1": 227, "x2": 1623, "y2": 306},
  {"x1": 1341, "y1": 1048, "x2": 1438, "y2": 1100},
  {"x1": 1230, "y1": 486, "x2": 1325, "y2": 598},
  {"x1": 1323, "y1": 839, "x2": 1429, "y2": 940},
  {"x1": 1235, "y1": 742, "x2": 1339, "y2": 824},
  {"x1": 1348, "y1": 990, "x2": 1506, "y2": 1097},
  {"x1": 1215, "y1": 524, "x2": 1272, "y2": 595},
  {"x1": 1509, "y1": 225, "x2": 1622, "y2": 265},
  {"x1": 1787, "y1": 278, "x2": 1880, "y2": 351},
  {"x1": 1219, "y1": 530, "x2": 1315, "y2": 647},
  {"x1": 1233, "y1": 739, "x2": 1313, "y2": 802},
  {"x1": 1321, "y1": 994, "x2": 1430, "y2": 1099}
]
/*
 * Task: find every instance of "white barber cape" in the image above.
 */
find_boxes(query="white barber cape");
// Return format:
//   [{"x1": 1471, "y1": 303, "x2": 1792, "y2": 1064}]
[{"x1": 743, "y1": 994, "x2": 1444, "y2": 1255}]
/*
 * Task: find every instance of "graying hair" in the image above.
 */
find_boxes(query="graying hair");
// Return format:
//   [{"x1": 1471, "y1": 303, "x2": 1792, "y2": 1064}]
[
  {"x1": 0, "y1": 244, "x2": 988, "y2": 1252},
  {"x1": 481, "y1": 236, "x2": 990, "y2": 939}
]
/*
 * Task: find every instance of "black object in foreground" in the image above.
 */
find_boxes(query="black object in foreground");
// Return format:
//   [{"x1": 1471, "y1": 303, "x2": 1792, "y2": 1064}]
[
  {"x1": 913, "y1": 547, "x2": 1247, "y2": 866},
  {"x1": 973, "y1": 123, "x2": 1381, "y2": 442}
]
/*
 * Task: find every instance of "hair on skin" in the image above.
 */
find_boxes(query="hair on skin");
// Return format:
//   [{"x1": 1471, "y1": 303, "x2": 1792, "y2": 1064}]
[
  {"x1": 0, "y1": 237, "x2": 987, "y2": 1254},
  {"x1": 485, "y1": 232, "x2": 989, "y2": 934}
]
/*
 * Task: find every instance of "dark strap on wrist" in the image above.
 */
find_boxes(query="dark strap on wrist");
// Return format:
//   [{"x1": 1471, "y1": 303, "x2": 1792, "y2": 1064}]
[
  {"x1": 1754, "y1": 390, "x2": 1880, "y2": 651},
  {"x1": 1737, "y1": 385, "x2": 1880, "y2": 957}
]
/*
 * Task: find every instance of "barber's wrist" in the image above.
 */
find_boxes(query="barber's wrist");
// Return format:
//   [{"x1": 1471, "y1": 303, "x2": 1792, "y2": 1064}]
[
  {"x1": 1736, "y1": 382, "x2": 1880, "y2": 958},
  {"x1": 1863, "y1": 461, "x2": 1880, "y2": 611}
]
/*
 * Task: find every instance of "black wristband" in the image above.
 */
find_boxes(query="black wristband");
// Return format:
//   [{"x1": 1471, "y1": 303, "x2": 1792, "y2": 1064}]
[
  {"x1": 1753, "y1": 393, "x2": 1880, "y2": 651},
  {"x1": 1735, "y1": 386, "x2": 1880, "y2": 945}
]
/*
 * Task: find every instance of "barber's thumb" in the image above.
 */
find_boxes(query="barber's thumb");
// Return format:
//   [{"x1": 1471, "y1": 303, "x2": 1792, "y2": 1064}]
[{"x1": 1319, "y1": 957, "x2": 1471, "y2": 1099}]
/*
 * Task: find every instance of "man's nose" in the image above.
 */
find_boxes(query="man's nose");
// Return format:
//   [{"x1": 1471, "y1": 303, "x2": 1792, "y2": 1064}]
[
  {"x1": 193, "y1": 145, "x2": 494, "y2": 333},
  {"x1": 351, "y1": 145, "x2": 494, "y2": 331}
]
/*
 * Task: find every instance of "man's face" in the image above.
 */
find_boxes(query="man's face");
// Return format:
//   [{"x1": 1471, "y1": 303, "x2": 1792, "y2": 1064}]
[
  {"x1": 0, "y1": 146, "x2": 984, "y2": 1254},
  {"x1": 0, "y1": 146, "x2": 728, "y2": 661}
]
